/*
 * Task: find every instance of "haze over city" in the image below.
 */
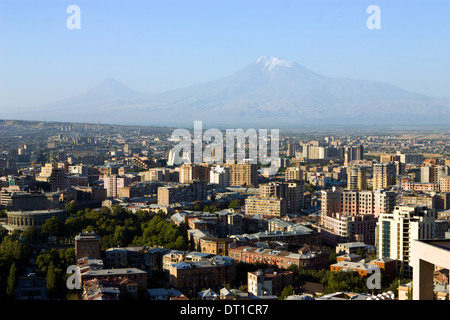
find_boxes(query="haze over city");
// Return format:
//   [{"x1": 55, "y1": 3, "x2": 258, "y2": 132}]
[
  {"x1": 0, "y1": 0, "x2": 449, "y2": 310},
  {"x1": 0, "y1": 0, "x2": 449, "y2": 127}
]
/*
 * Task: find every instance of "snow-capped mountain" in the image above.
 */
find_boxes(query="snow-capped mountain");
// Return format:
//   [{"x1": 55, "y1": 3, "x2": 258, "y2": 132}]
[{"x1": 4, "y1": 56, "x2": 448, "y2": 127}]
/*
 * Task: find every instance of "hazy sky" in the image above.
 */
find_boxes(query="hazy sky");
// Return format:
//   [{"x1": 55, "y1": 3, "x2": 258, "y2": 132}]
[{"x1": 0, "y1": 0, "x2": 449, "y2": 109}]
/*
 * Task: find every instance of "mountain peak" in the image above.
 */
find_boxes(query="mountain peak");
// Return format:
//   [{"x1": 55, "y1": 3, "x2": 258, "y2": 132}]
[{"x1": 256, "y1": 56, "x2": 294, "y2": 71}]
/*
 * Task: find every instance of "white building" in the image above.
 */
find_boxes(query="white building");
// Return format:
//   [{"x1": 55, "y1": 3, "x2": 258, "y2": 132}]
[
  {"x1": 376, "y1": 205, "x2": 436, "y2": 277},
  {"x1": 210, "y1": 165, "x2": 230, "y2": 188}
]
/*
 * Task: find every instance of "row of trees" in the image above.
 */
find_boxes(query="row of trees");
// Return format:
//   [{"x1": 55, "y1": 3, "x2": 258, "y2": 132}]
[
  {"x1": 39, "y1": 203, "x2": 189, "y2": 251},
  {"x1": 0, "y1": 202, "x2": 190, "y2": 300},
  {"x1": 0, "y1": 230, "x2": 31, "y2": 299}
]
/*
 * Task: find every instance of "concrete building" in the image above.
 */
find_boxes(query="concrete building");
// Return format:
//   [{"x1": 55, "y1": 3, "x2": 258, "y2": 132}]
[
  {"x1": 227, "y1": 161, "x2": 258, "y2": 187},
  {"x1": 411, "y1": 239, "x2": 450, "y2": 300},
  {"x1": 157, "y1": 181, "x2": 207, "y2": 206},
  {"x1": 75, "y1": 232, "x2": 101, "y2": 259},
  {"x1": 0, "y1": 188, "x2": 62, "y2": 211},
  {"x1": 376, "y1": 206, "x2": 436, "y2": 277},
  {"x1": 320, "y1": 188, "x2": 396, "y2": 219},
  {"x1": 103, "y1": 175, "x2": 132, "y2": 198},
  {"x1": 347, "y1": 166, "x2": 368, "y2": 191},
  {"x1": 259, "y1": 180, "x2": 304, "y2": 213},
  {"x1": 285, "y1": 166, "x2": 303, "y2": 182},
  {"x1": 245, "y1": 196, "x2": 287, "y2": 217},
  {"x1": 168, "y1": 256, "x2": 235, "y2": 290},
  {"x1": 373, "y1": 163, "x2": 396, "y2": 191},
  {"x1": 397, "y1": 153, "x2": 424, "y2": 164},
  {"x1": 320, "y1": 213, "x2": 378, "y2": 246},
  {"x1": 210, "y1": 165, "x2": 230, "y2": 188},
  {"x1": 248, "y1": 269, "x2": 294, "y2": 297},
  {"x1": 81, "y1": 268, "x2": 147, "y2": 289},
  {"x1": 440, "y1": 175, "x2": 450, "y2": 192},
  {"x1": 228, "y1": 245, "x2": 330, "y2": 270},
  {"x1": 4, "y1": 209, "x2": 65, "y2": 234},
  {"x1": 179, "y1": 164, "x2": 210, "y2": 183}
]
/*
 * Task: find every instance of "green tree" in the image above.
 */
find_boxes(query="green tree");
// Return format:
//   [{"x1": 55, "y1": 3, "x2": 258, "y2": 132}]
[
  {"x1": 0, "y1": 235, "x2": 30, "y2": 267},
  {"x1": 228, "y1": 199, "x2": 244, "y2": 209},
  {"x1": 46, "y1": 262, "x2": 58, "y2": 299},
  {"x1": 6, "y1": 262, "x2": 17, "y2": 299},
  {"x1": 238, "y1": 285, "x2": 248, "y2": 293},
  {"x1": 279, "y1": 285, "x2": 295, "y2": 300},
  {"x1": 41, "y1": 216, "x2": 64, "y2": 238},
  {"x1": 65, "y1": 202, "x2": 81, "y2": 216},
  {"x1": 22, "y1": 226, "x2": 37, "y2": 242}
]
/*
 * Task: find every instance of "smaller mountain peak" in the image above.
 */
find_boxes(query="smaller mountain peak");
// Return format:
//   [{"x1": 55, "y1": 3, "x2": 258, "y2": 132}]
[{"x1": 256, "y1": 56, "x2": 293, "y2": 71}]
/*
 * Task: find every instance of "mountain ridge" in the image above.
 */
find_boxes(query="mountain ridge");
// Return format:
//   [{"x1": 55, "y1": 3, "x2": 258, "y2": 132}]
[{"x1": 3, "y1": 56, "x2": 448, "y2": 127}]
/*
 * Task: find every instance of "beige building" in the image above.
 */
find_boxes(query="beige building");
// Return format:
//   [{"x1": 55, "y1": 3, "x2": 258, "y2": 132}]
[
  {"x1": 168, "y1": 257, "x2": 235, "y2": 290},
  {"x1": 411, "y1": 239, "x2": 450, "y2": 300},
  {"x1": 227, "y1": 161, "x2": 258, "y2": 187},
  {"x1": 373, "y1": 163, "x2": 396, "y2": 190},
  {"x1": 248, "y1": 269, "x2": 294, "y2": 297},
  {"x1": 440, "y1": 175, "x2": 450, "y2": 192},
  {"x1": 157, "y1": 181, "x2": 207, "y2": 206},
  {"x1": 347, "y1": 166, "x2": 368, "y2": 191},
  {"x1": 179, "y1": 164, "x2": 210, "y2": 183},
  {"x1": 285, "y1": 167, "x2": 303, "y2": 181},
  {"x1": 259, "y1": 181, "x2": 304, "y2": 213},
  {"x1": 245, "y1": 196, "x2": 287, "y2": 217}
]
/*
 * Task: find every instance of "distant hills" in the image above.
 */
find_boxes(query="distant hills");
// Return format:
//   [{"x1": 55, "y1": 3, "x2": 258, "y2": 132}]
[{"x1": 3, "y1": 56, "x2": 449, "y2": 128}]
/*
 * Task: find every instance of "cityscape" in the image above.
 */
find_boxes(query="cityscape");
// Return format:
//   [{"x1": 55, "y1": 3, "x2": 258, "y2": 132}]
[{"x1": 0, "y1": 0, "x2": 449, "y2": 314}]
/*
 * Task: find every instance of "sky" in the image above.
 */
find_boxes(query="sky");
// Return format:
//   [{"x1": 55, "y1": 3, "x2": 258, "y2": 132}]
[{"x1": 0, "y1": 0, "x2": 449, "y2": 109}]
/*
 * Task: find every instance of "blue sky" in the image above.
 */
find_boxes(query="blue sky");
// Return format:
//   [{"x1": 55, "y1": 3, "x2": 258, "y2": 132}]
[{"x1": 0, "y1": 0, "x2": 449, "y2": 108}]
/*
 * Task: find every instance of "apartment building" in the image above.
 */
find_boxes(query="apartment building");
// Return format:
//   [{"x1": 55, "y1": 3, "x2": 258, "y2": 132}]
[
  {"x1": 103, "y1": 175, "x2": 133, "y2": 198},
  {"x1": 228, "y1": 245, "x2": 330, "y2": 270},
  {"x1": 285, "y1": 166, "x2": 303, "y2": 181},
  {"x1": 320, "y1": 188, "x2": 396, "y2": 218},
  {"x1": 179, "y1": 164, "x2": 210, "y2": 183},
  {"x1": 245, "y1": 196, "x2": 287, "y2": 217},
  {"x1": 168, "y1": 256, "x2": 235, "y2": 290},
  {"x1": 157, "y1": 181, "x2": 207, "y2": 205},
  {"x1": 227, "y1": 161, "x2": 258, "y2": 187},
  {"x1": 259, "y1": 180, "x2": 304, "y2": 213},
  {"x1": 210, "y1": 165, "x2": 230, "y2": 188},
  {"x1": 346, "y1": 166, "x2": 368, "y2": 191},
  {"x1": 248, "y1": 269, "x2": 294, "y2": 297},
  {"x1": 75, "y1": 232, "x2": 101, "y2": 260},
  {"x1": 373, "y1": 163, "x2": 396, "y2": 190},
  {"x1": 376, "y1": 205, "x2": 436, "y2": 277}
]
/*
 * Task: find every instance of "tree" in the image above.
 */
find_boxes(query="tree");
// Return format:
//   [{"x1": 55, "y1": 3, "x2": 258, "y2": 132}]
[
  {"x1": 22, "y1": 226, "x2": 37, "y2": 242},
  {"x1": 228, "y1": 199, "x2": 244, "y2": 209},
  {"x1": 46, "y1": 262, "x2": 58, "y2": 299},
  {"x1": 65, "y1": 202, "x2": 80, "y2": 216},
  {"x1": 238, "y1": 284, "x2": 248, "y2": 293},
  {"x1": 6, "y1": 263, "x2": 17, "y2": 299},
  {"x1": 41, "y1": 216, "x2": 64, "y2": 238},
  {"x1": 279, "y1": 285, "x2": 295, "y2": 300}
]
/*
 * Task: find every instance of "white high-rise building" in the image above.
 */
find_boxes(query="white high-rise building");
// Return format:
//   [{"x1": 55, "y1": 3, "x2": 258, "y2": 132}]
[
  {"x1": 376, "y1": 205, "x2": 436, "y2": 277},
  {"x1": 210, "y1": 166, "x2": 230, "y2": 188}
]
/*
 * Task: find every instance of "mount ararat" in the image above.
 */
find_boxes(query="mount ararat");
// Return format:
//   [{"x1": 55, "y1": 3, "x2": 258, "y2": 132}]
[{"x1": 6, "y1": 56, "x2": 449, "y2": 128}]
